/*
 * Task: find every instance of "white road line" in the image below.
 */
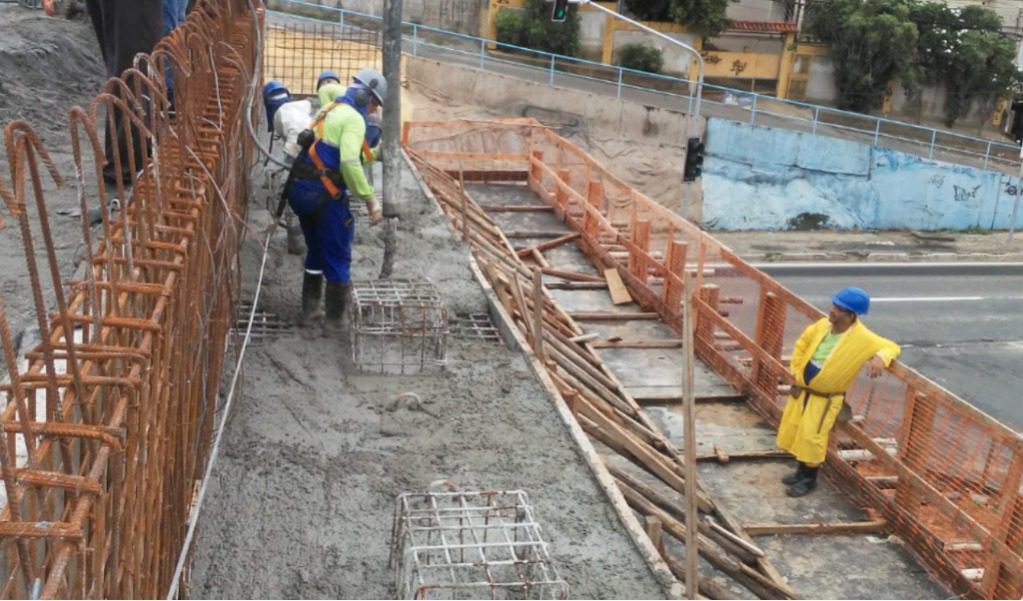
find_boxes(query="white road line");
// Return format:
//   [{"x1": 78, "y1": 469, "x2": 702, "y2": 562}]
[{"x1": 873, "y1": 296, "x2": 984, "y2": 302}]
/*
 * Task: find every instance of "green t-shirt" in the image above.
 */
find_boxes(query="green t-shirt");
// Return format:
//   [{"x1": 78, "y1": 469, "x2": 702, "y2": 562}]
[{"x1": 810, "y1": 330, "x2": 845, "y2": 366}]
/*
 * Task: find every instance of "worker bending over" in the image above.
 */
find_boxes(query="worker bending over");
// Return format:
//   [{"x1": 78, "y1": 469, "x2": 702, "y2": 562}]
[
  {"x1": 283, "y1": 68, "x2": 386, "y2": 334},
  {"x1": 776, "y1": 287, "x2": 900, "y2": 497}
]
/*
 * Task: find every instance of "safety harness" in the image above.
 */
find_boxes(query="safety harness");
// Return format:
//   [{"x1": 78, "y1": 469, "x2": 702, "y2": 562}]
[{"x1": 302, "y1": 101, "x2": 375, "y2": 199}]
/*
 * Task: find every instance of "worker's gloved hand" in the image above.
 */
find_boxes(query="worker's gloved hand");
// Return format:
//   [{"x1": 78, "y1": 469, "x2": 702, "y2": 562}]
[
  {"x1": 363, "y1": 194, "x2": 382, "y2": 226},
  {"x1": 42, "y1": 0, "x2": 57, "y2": 15}
]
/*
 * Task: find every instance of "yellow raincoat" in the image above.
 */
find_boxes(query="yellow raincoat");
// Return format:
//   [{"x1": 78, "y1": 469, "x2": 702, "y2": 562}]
[{"x1": 776, "y1": 317, "x2": 900, "y2": 465}]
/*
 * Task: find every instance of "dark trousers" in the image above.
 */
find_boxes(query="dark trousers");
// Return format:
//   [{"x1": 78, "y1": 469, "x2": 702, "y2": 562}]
[{"x1": 85, "y1": 0, "x2": 162, "y2": 186}]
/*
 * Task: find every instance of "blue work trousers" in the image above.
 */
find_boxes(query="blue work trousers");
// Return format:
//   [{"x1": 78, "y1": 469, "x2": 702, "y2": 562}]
[{"x1": 288, "y1": 186, "x2": 355, "y2": 284}]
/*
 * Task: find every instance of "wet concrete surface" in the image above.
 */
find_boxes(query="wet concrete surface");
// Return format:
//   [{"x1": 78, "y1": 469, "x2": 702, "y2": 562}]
[{"x1": 468, "y1": 181, "x2": 953, "y2": 599}]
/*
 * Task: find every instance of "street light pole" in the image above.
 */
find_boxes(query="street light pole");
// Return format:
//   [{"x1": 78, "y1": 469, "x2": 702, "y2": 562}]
[
  {"x1": 575, "y1": 0, "x2": 705, "y2": 124},
  {"x1": 571, "y1": 0, "x2": 705, "y2": 220}
]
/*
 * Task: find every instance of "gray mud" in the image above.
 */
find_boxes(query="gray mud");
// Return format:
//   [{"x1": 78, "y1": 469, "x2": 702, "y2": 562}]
[
  {"x1": 189, "y1": 158, "x2": 668, "y2": 598},
  {"x1": 0, "y1": 6, "x2": 104, "y2": 361}
]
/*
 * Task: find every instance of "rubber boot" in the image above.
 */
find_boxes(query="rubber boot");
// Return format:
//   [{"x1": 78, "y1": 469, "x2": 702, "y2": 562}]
[
  {"x1": 323, "y1": 281, "x2": 350, "y2": 337},
  {"x1": 298, "y1": 272, "x2": 323, "y2": 327},
  {"x1": 781, "y1": 461, "x2": 808, "y2": 485},
  {"x1": 785, "y1": 466, "x2": 819, "y2": 497},
  {"x1": 286, "y1": 215, "x2": 306, "y2": 256}
]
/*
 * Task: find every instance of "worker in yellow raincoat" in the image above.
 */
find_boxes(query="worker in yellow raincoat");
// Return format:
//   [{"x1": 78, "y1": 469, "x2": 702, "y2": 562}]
[{"x1": 776, "y1": 287, "x2": 900, "y2": 497}]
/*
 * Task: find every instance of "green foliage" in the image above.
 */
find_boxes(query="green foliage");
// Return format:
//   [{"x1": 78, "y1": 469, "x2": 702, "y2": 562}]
[
  {"x1": 623, "y1": 0, "x2": 672, "y2": 21},
  {"x1": 617, "y1": 43, "x2": 665, "y2": 73},
  {"x1": 669, "y1": 0, "x2": 731, "y2": 37},
  {"x1": 494, "y1": 9, "x2": 526, "y2": 47},
  {"x1": 807, "y1": 0, "x2": 1021, "y2": 122},
  {"x1": 907, "y1": 2, "x2": 1021, "y2": 125},
  {"x1": 623, "y1": 0, "x2": 730, "y2": 37},
  {"x1": 805, "y1": 0, "x2": 918, "y2": 112},
  {"x1": 494, "y1": 0, "x2": 580, "y2": 56}
]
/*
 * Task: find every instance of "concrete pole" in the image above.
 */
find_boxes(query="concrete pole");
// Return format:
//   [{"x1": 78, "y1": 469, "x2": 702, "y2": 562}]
[
  {"x1": 1009, "y1": 146, "x2": 1022, "y2": 244},
  {"x1": 379, "y1": 0, "x2": 403, "y2": 278}
]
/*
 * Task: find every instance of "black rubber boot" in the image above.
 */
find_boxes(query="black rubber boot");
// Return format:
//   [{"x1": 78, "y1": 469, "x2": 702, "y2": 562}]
[
  {"x1": 781, "y1": 462, "x2": 808, "y2": 485},
  {"x1": 786, "y1": 466, "x2": 819, "y2": 497},
  {"x1": 323, "y1": 281, "x2": 350, "y2": 336},
  {"x1": 298, "y1": 272, "x2": 323, "y2": 327}
]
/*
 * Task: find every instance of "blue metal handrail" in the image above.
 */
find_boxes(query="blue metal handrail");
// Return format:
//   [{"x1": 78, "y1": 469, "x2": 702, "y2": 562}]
[{"x1": 268, "y1": 0, "x2": 1021, "y2": 172}]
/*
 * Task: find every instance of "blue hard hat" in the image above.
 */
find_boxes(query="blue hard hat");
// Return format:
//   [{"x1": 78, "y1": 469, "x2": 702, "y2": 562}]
[
  {"x1": 832, "y1": 286, "x2": 870, "y2": 315},
  {"x1": 262, "y1": 80, "x2": 291, "y2": 132},
  {"x1": 317, "y1": 70, "x2": 340, "y2": 90}
]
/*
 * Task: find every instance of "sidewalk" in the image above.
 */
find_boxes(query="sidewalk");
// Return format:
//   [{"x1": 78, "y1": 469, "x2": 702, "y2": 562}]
[{"x1": 713, "y1": 230, "x2": 1023, "y2": 263}]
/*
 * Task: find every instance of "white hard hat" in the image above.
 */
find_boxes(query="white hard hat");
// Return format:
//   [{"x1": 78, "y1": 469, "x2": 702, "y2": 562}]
[{"x1": 353, "y1": 68, "x2": 387, "y2": 104}]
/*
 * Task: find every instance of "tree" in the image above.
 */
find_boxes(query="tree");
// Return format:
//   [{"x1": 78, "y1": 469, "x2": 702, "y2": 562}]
[
  {"x1": 805, "y1": 0, "x2": 918, "y2": 112},
  {"x1": 908, "y1": 2, "x2": 1021, "y2": 125},
  {"x1": 623, "y1": 0, "x2": 731, "y2": 38},
  {"x1": 493, "y1": 0, "x2": 581, "y2": 57}
]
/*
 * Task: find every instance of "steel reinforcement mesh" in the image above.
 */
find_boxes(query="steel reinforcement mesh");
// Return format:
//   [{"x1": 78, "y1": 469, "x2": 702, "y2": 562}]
[
  {"x1": 404, "y1": 118, "x2": 1023, "y2": 599},
  {"x1": 264, "y1": 19, "x2": 381, "y2": 97},
  {"x1": 0, "y1": 0, "x2": 259, "y2": 598}
]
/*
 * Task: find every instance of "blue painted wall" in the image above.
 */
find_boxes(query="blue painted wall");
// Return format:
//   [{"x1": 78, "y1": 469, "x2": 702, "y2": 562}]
[{"x1": 703, "y1": 119, "x2": 1023, "y2": 231}]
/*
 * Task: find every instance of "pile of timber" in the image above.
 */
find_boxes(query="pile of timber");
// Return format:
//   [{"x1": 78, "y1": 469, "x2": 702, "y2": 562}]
[{"x1": 406, "y1": 150, "x2": 797, "y2": 600}]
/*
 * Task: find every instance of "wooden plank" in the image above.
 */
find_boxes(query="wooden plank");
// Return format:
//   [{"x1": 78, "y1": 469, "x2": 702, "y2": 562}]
[
  {"x1": 569, "y1": 311, "x2": 660, "y2": 321},
  {"x1": 483, "y1": 205, "x2": 555, "y2": 213},
  {"x1": 635, "y1": 393, "x2": 747, "y2": 405},
  {"x1": 506, "y1": 230, "x2": 573, "y2": 239},
  {"x1": 540, "y1": 267, "x2": 604, "y2": 283},
  {"x1": 591, "y1": 339, "x2": 684, "y2": 349},
  {"x1": 604, "y1": 268, "x2": 633, "y2": 305},
  {"x1": 515, "y1": 232, "x2": 581, "y2": 257},
  {"x1": 546, "y1": 282, "x2": 608, "y2": 291},
  {"x1": 742, "y1": 519, "x2": 888, "y2": 536}
]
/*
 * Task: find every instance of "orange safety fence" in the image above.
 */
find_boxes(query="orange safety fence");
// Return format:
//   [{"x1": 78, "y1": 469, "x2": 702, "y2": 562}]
[
  {"x1": 0, "y1": 0, "x2": 259, "y2": 598},
  {"x1": 404, "y1": 118, "x2": 1023, "y2": 600}
]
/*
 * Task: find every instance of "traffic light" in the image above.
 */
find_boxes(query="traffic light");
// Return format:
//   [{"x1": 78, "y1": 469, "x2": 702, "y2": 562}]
[
  {"x1": 683, "y1": 137, "x2": 704, "y2": 182},
  {"x1": 551, "y1": 0, "x2": 568, "y2": 22}
]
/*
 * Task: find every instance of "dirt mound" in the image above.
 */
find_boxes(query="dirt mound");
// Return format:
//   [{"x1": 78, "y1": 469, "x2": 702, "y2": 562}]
[{"x1": 0, "y1": 7, "x2": 103, "y2": 141}]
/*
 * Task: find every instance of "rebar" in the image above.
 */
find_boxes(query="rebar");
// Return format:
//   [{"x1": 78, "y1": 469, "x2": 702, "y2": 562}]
[
  {"x1": 0, "y1": 0, "x2": 259, "y2": 597},
  {"x1": 390, "y1": 490, "x2": 569, "y2": 600},
  {"x1": 351, "y1": 279, "x2": 448, "y2": 375}
]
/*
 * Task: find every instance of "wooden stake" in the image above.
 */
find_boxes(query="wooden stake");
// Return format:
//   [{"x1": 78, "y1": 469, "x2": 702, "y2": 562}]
[
  {"x1": 682, "y1": 270, "x2": 699, "y2": 599},
  {"x1": 532, "y1": 268, "x2": 545, "y2": 361}
]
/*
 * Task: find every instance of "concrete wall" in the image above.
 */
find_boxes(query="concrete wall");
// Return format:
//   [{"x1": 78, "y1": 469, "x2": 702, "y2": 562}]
[
  {"x1": 703, "y1": 119, "x2": 1022, "y2": 231},
  {"x1": 406, "y1": 55, "x2": 701, "y2": 142},
  {"x1": 726, "y1": 0, "x2": 788, "y2": 22},
  {"x1": 284, "y1": 0, "x2": 482, "y2": 35}
]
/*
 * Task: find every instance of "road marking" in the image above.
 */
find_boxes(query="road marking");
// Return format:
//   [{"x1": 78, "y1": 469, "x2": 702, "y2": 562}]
[{"x1": 873, "y1": 296, "x2": 984, "y2": 302}]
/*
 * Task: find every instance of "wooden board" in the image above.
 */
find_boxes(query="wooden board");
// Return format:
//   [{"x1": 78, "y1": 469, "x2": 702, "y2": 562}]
[{"x1": 604, "y1": 268, "x2": 633, "y2": 305}]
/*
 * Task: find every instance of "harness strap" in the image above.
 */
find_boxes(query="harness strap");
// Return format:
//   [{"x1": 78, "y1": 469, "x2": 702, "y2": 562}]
[{"x1": 308, "y1": 143, "x2": 342, "y2": 199}]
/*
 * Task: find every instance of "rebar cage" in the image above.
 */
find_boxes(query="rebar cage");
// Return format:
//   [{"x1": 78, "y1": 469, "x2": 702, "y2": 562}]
[
  {"x1": 390, "y1": 491, "x2": 569, "y2": 600},
  {"x1": 350, "y1": 279, "x2": 448, "y2": 374}
]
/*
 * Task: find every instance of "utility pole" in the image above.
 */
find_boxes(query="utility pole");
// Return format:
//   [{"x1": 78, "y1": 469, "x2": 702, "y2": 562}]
[
  {"x1": 380, "y1": 0, "x2": 402, "y2": 278},
  {"x1": 1009, "y1": 144, "x2": 1022, "y2": 243}
]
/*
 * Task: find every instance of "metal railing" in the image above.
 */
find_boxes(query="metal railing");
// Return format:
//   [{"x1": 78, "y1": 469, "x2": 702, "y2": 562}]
[{"x1": 269, "y1": 0, "x2": 1022, "y2": 174}]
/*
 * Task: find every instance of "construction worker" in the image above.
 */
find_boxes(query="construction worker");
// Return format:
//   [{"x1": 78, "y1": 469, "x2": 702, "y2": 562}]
[
  {"x1": 776, "y1": 287, "x2": 900, "y2": 497},
  {"x1": 285, "y1": 68, "x2": 385, "y2": 333}
]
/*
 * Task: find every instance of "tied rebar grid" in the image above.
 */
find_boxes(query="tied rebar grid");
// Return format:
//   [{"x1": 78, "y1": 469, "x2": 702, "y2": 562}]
[
  {"x1": 390, "y1": 491, "x2": 569, "y2": 600},
  {"x1": 0, "y1": 0, "x2": 259, "y2": 597},
  {"x1": 351, "y1": 279, "x2": 448, "y2": 374}
]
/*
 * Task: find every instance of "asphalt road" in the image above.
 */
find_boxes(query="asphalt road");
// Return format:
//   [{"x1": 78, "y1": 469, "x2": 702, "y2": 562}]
[{"x1": 759, "y1": 262, "x2": 1023, "y2": 431}]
